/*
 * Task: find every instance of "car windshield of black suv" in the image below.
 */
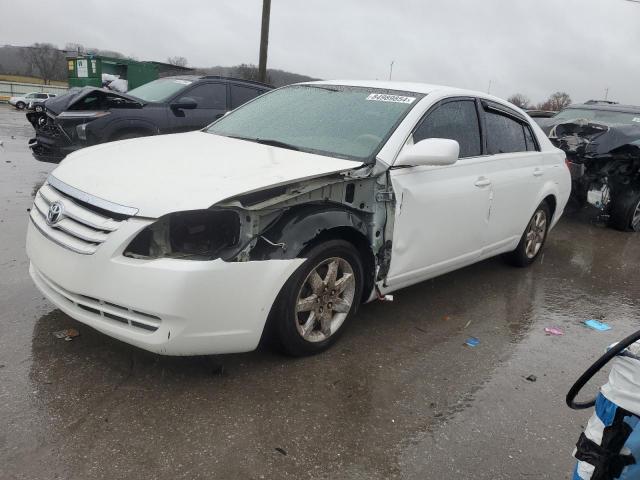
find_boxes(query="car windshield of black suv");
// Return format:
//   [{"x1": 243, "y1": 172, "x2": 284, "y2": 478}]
[
  {"x1": 127, "y1": 78, "x2": 193, "y2": 102},
  {"x1": 552, "y1": 108, "x2": 640, "y2": 126},
  {"x1": 207, "y1": 85, "x2": 424, "y2": 161}
]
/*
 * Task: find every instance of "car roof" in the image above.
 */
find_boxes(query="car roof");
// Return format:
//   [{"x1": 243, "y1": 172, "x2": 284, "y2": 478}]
[
  {"x1": 300, "y1": 79, "x2": 512, "y2": 104},
  {"x1": 157, "y1": 75, "x2": 272, "y2": 89},
  {"x1": 564, "y1": 103, "x2": 640, "y2": 114}
]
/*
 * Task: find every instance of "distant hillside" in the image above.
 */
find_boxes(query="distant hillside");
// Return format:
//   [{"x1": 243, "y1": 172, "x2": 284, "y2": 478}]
[
  {"x1": 0, "y1": 45, "x2": 318, "y2": 88},
  {"x1": 197, "y1": 64, "x2": 318, "y2": 87}
]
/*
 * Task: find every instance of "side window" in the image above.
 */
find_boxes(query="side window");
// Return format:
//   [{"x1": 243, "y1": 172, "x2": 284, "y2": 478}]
[
  {"x1": 36, "y1": 93, "x2": 48, "y2": 99},
  {"x1": 183, "y1": 83, "x2": 226, "y2": 109},
  {"x1": 230, "y1": 85, "x2": 262, "y2": 109},
  {"x1": 26, "y1": 93, "x2": 36, "y2": 98},
  {"x1": 413, "y1": 100, "x2": 482, "y2": 158},
  {"x1": 484, "y1": 110, "x2": 528, "y2": 154},
  {"x1": 523, "y1": 125, "x2": 538, "y2": 151}
]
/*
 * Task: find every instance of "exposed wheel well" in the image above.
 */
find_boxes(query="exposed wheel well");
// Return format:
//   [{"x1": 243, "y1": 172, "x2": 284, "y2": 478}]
[
  {"x1": 543, "y1": 195, "x2": 557, "y2": 220},
  {"x1": 301, "y1": 226, "x2": 376, "y2": 304}
]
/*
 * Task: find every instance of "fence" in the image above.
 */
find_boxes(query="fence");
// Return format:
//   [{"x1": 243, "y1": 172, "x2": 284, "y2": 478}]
[{"x1": 0, "y1": 81, "x2": 69, "y2": 103}]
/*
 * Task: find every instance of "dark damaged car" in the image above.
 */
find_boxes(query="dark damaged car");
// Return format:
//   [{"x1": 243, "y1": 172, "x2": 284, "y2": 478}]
[
  {"x1": 27, "y1": 75, "x2": 271, "y2": 163},
  {"x1": 543, "y1": 103, "x2": 640, "y2": 232}
]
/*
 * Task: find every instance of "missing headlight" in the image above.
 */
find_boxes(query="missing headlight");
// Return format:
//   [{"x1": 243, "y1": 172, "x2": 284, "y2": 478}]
[{"x1": 124, "y1": 210, "x2": 240, "y2": 260}]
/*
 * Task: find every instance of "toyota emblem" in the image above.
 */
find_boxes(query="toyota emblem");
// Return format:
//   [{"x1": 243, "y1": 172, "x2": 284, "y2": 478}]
[{"x1": 46, "y1": 201, "x2": 64, "y2": 226}]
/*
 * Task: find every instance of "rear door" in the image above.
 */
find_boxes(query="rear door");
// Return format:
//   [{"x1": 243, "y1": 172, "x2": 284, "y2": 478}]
[
  {"x1": 229, "y1": 84, "x2": 267, "y2": 110},
  {"x1": 386, "y1": 98, "x2": 492, "y2": 289},
  {"x1": 479, "y1": 101, "x2": 547, "y2": 253},
  {"x1": 168, "y1": 82, "x2": 228, "y2": 132}
]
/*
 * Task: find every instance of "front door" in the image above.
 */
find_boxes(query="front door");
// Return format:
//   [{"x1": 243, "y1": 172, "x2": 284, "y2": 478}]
[
  {"x1": 168, "y1": 82, "x2": 228, "y2": 133},
  {"x1": 385, "y1": 98, "x2": 491, "y2": 290}
]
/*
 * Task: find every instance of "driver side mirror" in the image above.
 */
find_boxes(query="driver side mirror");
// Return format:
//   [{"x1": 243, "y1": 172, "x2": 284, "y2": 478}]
[
  {"x1": 171, "y1": 97, "x2": 198, "y2": 110},
  {"x1": 395, "y1": 138, "x2": 460, "y2": 167}
]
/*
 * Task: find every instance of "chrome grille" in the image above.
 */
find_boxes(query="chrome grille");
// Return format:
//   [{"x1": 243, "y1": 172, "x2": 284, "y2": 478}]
[
  {"x1": 30, "y1": 181, "x2": 126, "y2": 254},
  {"x1": 33, "y1": 267, "x2": 161, "y2": 333}
]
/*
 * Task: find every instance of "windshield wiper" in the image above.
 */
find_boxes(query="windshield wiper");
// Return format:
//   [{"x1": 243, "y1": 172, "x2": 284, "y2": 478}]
[
  {"x1": 254, "y1": 138, "x2": 300, "y2": 151},
  {"x1": 218, "y1": 134, "x2": 300, "y2": 151}
]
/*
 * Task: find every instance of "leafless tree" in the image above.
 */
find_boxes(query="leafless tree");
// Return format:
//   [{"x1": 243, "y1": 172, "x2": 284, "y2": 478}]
[
  {"x1": 507, "y1": 93, "x2": 531, "y2": 109},
  {"x1": 65, "y1": 42, "x2": 86, "y2": 55},
  {"x1": 26, "y1": 43, "x2": 66, "y2": 84},
  {"x1": 537, "y1": 91, "x2": 572, "y2": 111},
  {"x1": 167, "y1": 56, "x2": 188, "y2": 67}
]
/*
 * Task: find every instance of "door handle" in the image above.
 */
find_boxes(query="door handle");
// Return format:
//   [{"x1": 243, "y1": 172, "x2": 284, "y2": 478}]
[
  {"x1": 474, "y1": 177, "x2": 491, "y2": 187},
  {"x1": 533, "y1": 168, "x2": 544, "y2": 177}
]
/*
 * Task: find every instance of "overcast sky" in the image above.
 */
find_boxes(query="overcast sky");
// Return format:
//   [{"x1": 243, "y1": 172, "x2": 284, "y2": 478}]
[{"x1": 4, "y1": 0, "x2": 640, "y2": 105}]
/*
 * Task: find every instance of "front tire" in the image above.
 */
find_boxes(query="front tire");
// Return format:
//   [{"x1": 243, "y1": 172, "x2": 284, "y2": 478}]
[
  {"x1": 610, "y1": 188, "x2": 640, "y2": 232},
  {"x1": 505, "y1": 202, "x2": 551, "y2": 267},
  {"x1": 15, "y1": 101, "x2": 25, "y2": 110},
  {"x1": 270, "y1": 240, "x2": 364, "y2": 357},
  {"x1": 34, "y1": 104, "x2": 44, "y2": 113}
]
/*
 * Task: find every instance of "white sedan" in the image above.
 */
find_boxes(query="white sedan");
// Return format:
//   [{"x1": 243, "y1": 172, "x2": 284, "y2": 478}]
[{"x1": 26, "y1": 81, "x2": 571, "y2": 356}]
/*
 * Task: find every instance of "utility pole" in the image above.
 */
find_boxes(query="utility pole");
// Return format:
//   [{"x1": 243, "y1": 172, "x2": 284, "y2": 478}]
[
  {"x1": 258, "y1": 0, "x2": 271, "y2": 84},
  {"x1": 487, "y1": 79, "x2": 493, "y2": 94},
  {"x1": 605, "y1": 87, "x2": 610, "y2": 101},
  {"x1": 389, "y1": 61, "x2": 394, "y2": 81}
]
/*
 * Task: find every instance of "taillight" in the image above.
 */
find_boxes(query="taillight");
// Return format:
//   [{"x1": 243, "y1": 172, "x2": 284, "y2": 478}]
[{"x1": 565, "y1": 157, "x2": 571, "y2": 169}]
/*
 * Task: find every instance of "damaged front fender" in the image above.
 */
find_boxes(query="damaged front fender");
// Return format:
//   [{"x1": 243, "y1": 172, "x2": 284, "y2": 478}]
[{"x1": 249, "y1": 204, "x2": 370, "y2": 260}]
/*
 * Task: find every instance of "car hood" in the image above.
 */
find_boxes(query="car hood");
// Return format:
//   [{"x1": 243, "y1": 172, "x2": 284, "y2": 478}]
[
  {"x1": 44, "y1": 87, "x2": 143, "y2": 115},
  {"x1": 50, "y1": 131, "x2": 364, "y2": 218}
]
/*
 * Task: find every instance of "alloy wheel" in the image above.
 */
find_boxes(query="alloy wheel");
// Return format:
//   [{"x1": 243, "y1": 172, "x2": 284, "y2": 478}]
[
  {"x1": 525, "y1": 209, "x2": 547, "y2": 258},
  {"x1": 295, "y1": 257, "x2": 356, "y2": 342}
]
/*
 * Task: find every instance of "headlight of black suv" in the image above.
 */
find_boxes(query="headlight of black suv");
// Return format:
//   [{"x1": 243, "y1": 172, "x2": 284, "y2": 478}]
[{"x1": 124, "y1": 209, "x2": 241, "y2": 260}]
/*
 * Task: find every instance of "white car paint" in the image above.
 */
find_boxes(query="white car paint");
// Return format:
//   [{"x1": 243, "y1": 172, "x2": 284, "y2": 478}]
[
  {"x1": 9, "y1": 92, "x2": 54, "y2": 108},
  {"x1": 53, "y1": 131, "x2": 363, "y2": 218},
  {"x1": 26, "y1": 80, "x2": 571, "y2": 355}
]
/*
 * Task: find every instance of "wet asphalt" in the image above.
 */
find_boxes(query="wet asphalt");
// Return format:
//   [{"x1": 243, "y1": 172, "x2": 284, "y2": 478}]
[{"x1": 0, "y1": 104, "x2": 638, "y2": 480}]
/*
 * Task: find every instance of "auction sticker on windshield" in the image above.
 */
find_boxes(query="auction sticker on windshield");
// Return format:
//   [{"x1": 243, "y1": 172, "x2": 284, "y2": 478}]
[
  {"x1": 174, "y1": 80, "x2": 193, "y2": 85},
  {"x1": 366, "y1": 93, "x2": 416, "y2": 104}
]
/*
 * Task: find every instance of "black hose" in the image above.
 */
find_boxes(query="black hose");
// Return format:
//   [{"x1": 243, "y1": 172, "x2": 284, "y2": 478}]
[{"x1": 566, "y1": 329, "x2": 640, "y2": 410}]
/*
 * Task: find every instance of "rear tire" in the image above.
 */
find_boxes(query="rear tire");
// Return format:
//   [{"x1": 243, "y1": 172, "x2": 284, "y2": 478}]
[
  {"x1": 269, "y1": 240, "x2": 364, "y2": 357},
  {"x1": 505, "y1": 202, "x2": 551, "y2": 267},
  {"x1": 15, "y1": 102, "x2": 25, "y2": 110},
  {"x1": 609, "y1": 188, "x2": 640, "y2": 232},
  {"x1": 34, "y1": 104, "x2": 44, "y2": 113}
]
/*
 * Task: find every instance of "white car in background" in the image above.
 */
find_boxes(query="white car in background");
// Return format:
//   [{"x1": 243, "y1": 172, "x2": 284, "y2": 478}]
[
  {"x1": 9, "y1": 92, "x2": 56, "y2": 111},
  {"x1": 26, "y1": 81, "x2": 571, "y2": 357}
]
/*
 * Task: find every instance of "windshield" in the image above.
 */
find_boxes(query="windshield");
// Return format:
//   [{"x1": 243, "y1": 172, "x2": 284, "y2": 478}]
[
  {"x1": 206, "y1": 85, "x2": 424, "y2": 161},
  {"x1": 127, "y1": 78, "x2": 193, "y2": 102},
  {"x1": 553, "y1": 108, "x2": 640, "y2": 126}
]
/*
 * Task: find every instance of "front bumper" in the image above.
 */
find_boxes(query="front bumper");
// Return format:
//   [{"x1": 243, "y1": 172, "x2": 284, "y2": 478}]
[
  {"x1": 28, "y1": 136, "x2": 80, "y2": 163},
  {"x1": 26, "y1": 218, "x2": 304, "y2": 355}
]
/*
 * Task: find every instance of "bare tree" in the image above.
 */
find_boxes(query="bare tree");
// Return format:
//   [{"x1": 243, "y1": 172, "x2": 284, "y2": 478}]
[
  {"x1": 167, "y1": 56, "x2": 188, "y2": 67},
  {"x1": 26, "y1": 43, "x2": 66, "y2": 84},
  {"x1": 65, "y1": 42, "x2": 86, "y2": 55},
  {"x1": 507, "y1": 93, "x2": 530, "y2": 109},
  {"x1": 537, "y1": 91, "x2": 572, "y2": 111}
]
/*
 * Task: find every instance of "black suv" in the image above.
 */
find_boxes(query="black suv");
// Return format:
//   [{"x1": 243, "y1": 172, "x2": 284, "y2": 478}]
[{"x1": 27, "y1": 76, "x2": 272, "y2": 163}]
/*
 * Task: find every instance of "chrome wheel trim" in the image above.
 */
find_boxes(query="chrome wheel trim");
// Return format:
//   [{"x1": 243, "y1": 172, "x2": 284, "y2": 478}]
[
  {"x1": 525, "y1": 209, "x2": 547, "y2": 259},
  {"x1": 295, "y1": 257, "x2": 356, "y2": 343},
  {"x1": 632, "y1": 198, "x2": 640, "y2": 231}
]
